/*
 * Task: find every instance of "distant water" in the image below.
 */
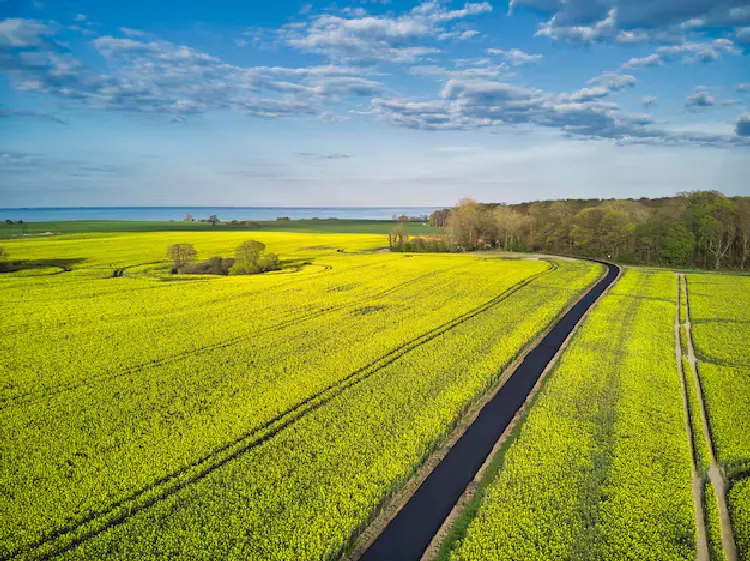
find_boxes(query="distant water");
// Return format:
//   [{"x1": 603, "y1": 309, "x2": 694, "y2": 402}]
[{"x1": 0, "y1": 207, "x2": 440, "y2": 222}]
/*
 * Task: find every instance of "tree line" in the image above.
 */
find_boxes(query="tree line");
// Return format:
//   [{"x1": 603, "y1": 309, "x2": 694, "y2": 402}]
[{"x1": 398, "y1": 191, "x2": 750, "y2": 269}]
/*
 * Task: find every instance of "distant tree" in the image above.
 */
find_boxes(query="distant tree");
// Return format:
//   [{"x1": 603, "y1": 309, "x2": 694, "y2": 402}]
[
  {"x1": 235, "y1": 240, "x2": 266, "y2": 263},
  {"x1": 735, "y1": 199, "x2": 750, "y2": 269},
  {"x1": 389, "y1": 224, "x2": 408, "y2": 250},
  {"x1": 182, "y1": 256, "x2": 235, "y2": 275},
  {"x1": 698, "y1": 196, "x2": 735, "y2": 269},
  {"x1": 429, "y1": 209, "x2": 450, "y2": 227},
  {"x1": 184, "y1": 213, "x2": 192, "y2": 222},
  {"x1": 209, "y1": 215, "x2": 219, "y2": 226},
  {"x1": 662, "y1": 221, "x2": 694, "y2": 266},
  {"x1": 4, "y1": 220, "x2": 12, "y2": 226},
  {"x1": 229, "y1": 240, "x2": 279, "y2": 275},
  {"x1": 167, "y1": 243, "x2": 197, "y2": 269},
  {"x1": 600, "y1": 209, "x2": 634, "y2": 260},
  {"x1": 446, "y1": 198, "x2": 483, "y2": 250}
]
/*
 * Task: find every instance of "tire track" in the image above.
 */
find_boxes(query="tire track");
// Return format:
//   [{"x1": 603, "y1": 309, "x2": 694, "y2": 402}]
[
  {"x1": 682, "y1": 274, "x2": 739, "y2": 561},
  {"x1": 674, "y1": 275, "x2": 709, "y2": 561},
  {"x1": 1, "y1": 266, "x2": 457, "y2": 409},
  {"x1": 8, "y1": 263, "x2": 556, "y2": 561}
]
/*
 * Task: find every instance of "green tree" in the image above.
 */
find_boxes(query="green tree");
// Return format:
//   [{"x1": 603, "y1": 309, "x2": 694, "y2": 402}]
[
  {"x1": 229, "y1": 240, "x2": 279, "y2": 275},
  {"x1": 167, "y1": 243, "x2": 197, "y2": 269},
  {"x1": 600, "y1": 209, "x2": 634, "y2": 260},
  {"x1": 735, "y1": 198, "x2": 750, "y2": 269},
  {"x1": 662, "y1": 221, "x2": 694, "y2": 266}
]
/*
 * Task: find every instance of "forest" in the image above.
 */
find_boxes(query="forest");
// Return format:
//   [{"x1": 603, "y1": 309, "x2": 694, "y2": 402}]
[{"x1": 415, "y1": 191, "x2": 750, "y2": 269}]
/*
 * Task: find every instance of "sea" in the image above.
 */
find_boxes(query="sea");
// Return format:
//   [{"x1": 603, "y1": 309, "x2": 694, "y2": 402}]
[{"x1": 0, "y1": 207, "x2": 440, "y2": 222}]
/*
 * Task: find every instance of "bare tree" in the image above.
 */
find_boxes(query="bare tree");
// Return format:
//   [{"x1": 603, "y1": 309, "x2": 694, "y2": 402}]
[
  {"x1": 736, "y1": 199, "x2": 750, "y2": 269},
  {"x1": 184, "y1": 213, "x2": 193, "y2": 222},
  {"x1": 167, "y1": 243, "x2": 197, "y2": 269},
  {"x1": 209, "y1": 215, "x2": 219, "y2": 227}
]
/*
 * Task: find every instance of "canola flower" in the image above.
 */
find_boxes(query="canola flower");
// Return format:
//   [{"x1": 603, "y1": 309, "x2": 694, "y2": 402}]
[
  {"x1": 0, "y1": 232, "x2": 602, "y2": 560},
  {"x1": 450, "y1": 270, "x2": 696, "y2": 561}
]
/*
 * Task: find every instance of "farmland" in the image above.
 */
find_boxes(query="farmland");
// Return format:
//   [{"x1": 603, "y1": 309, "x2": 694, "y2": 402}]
[
  {"x1": 445, "y1": 270, "x2": 697, "y2": 561},
  {"x1": 0, "y1": 231, "x2": 603, "y2": 560},
  {"x1": 686, "y1": 273, "x2": 750, "y2": 561}
]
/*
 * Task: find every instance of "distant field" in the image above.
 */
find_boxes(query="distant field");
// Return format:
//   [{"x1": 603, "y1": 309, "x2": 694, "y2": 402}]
[
  {"x1": 0, "y1": 218, "x2": 440, "y2": 239},
  {"x1": 0, "y1": 231, "x2": 602, "y2": 560}
]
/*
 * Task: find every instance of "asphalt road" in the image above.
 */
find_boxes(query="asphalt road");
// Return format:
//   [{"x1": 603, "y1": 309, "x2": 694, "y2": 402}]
[{"x1": 359, "y1": 260, "x2": 620, "y2": 561}]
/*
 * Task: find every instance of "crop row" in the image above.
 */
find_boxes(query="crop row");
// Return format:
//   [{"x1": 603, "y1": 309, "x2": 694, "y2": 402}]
[
  {"x1": 448, "y1": 270, "x2": 696, "y2": 561},
  {"x1": 729, "y1": 478, "x2": 750, "y2": 561},
  {"x1": 5, "y1": 259, "x2": 601, "y2": 560}
]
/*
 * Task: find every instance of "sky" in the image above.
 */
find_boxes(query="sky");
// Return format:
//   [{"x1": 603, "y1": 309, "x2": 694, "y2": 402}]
[{"x1": 1, "y1": 0, "x2": 749, "y2": 207}]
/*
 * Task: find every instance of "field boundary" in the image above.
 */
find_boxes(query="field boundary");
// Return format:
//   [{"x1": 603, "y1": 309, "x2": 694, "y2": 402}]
[
  {"x1": 682, "y1": 274, "x2": 739, "y2": 561},
  {"x1": 9, "y1": 261, "x2": 557, "y2": 561}
]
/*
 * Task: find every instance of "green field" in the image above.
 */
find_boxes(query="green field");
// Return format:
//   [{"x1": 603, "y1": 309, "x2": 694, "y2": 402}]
[
  {"x1": 446, "y1": 270, "x2": 696, "y2": 561},
  {"x1": 0, "y1": 218, "x2": 440, "y2": 240},
  {"x1": 0, "y1": 231, "x2": 602, "y2": 560},
  {"x1": 3, "y1": 228, "x2": 749, "y2": 561}
]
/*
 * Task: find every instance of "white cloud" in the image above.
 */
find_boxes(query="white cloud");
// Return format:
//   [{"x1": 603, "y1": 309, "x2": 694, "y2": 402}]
[
  {"x1": 281, "y1": 1, "x2": 491, "y2": 62},
  {"x1": 486, "y1": 47, "x2": 543, "y2": 65},
  {"x1": 656, "y1": 39, "x2": 739, "y2": 63},
  {"x1": 510, "y1": 0, "x2": 750, "y2": 44},
  {"x1": 370, "y1": 78, "x2": 749, "y2": 146},
  {"x1": 620, "y1": 53, "x2": 663, "y2": 69},
  {"x1": 0, "y1": 18, "x2": 51, "y2": 48},
  {"x1": 641, "y1": 95, "x2": 657, "y2": 107},
  {"x1": 120, "y1": 27, "x2": 145, "y2": 37},
  {"x1": 587, "y1": 72, "x2": 636, "y2": 91},
  {"x1": 737, "y1": 83, "x2": 750, "y2": 92},
  {"x1": 685, "y1": 90, "x2": 715, "y2": 108},
  {"x1": 2, "y1": 25, "x2": 385, "y2": 119}
]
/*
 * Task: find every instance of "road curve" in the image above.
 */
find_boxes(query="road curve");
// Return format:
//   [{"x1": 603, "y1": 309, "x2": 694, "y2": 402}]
[{"x1": 359, "y1": 260, "x2": 620, "y2": 561}]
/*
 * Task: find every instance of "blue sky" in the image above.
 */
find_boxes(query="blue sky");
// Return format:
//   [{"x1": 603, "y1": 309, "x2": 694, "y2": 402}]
[{"x1": 1, "y1": 0, "x2": 749, "y2": 207}]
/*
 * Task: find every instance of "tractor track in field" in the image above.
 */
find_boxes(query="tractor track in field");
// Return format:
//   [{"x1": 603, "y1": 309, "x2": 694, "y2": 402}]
[
  {"x1": 1, "y1": 266, "x2": 463, "y2": 409},
  {"x1": 675, "y1": 276, "x2": 709, "y2": 561},
  {"x1": 682, "y1": 274, "x2": 739, "y2": 561},
  {"x1": 8, "y1": 263, "x2": 557, "y2": 561}
]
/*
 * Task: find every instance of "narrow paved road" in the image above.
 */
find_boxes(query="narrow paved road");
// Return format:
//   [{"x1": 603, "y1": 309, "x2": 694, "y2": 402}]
[{"x1": 359, "y1": 260, "x2": 620, "y2": 561}]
